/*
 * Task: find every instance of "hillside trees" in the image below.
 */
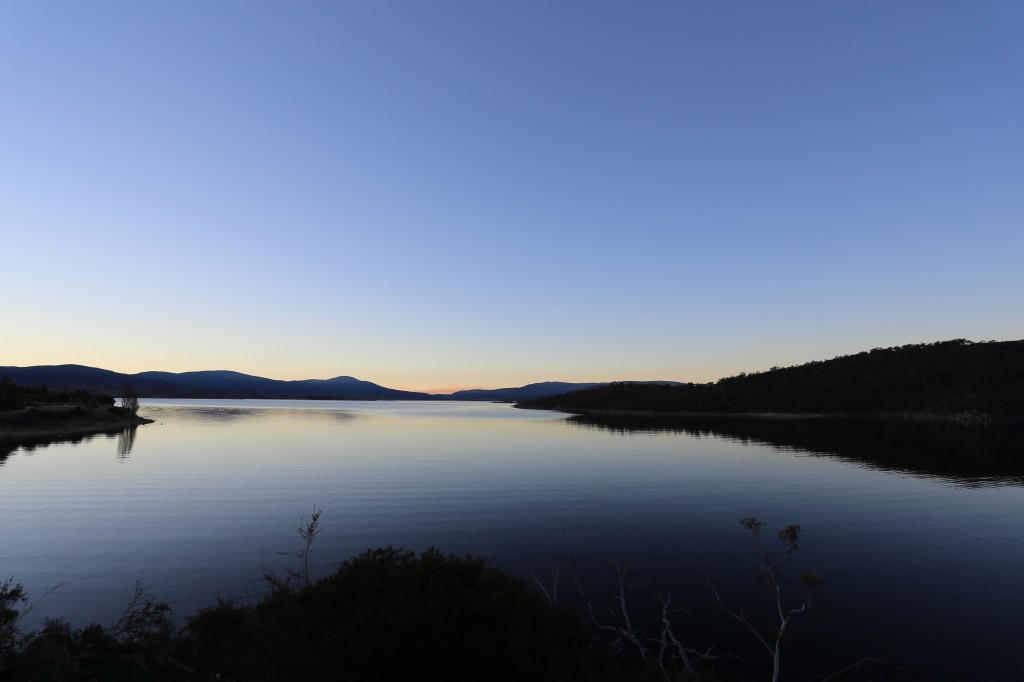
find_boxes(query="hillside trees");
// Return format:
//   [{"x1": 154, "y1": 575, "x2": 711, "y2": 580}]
[{"x1": 520, "y1": 340, "x2": 1024, "y2": 418}]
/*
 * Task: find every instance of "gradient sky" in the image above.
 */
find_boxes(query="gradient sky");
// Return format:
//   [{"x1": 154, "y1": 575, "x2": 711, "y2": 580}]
[{"x1": 2, "y1": 1, "x2": 1022, "y2": 392}]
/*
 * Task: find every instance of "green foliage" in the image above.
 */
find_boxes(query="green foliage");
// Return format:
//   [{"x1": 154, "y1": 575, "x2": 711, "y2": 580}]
[{"x1": 184, "y1": 546, "x2": 606, "y2": 681}]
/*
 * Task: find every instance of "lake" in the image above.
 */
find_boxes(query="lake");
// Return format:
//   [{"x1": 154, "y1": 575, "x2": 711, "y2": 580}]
[{"x1": 2, "y1": 400, "x2": 1022, "y2": 679}]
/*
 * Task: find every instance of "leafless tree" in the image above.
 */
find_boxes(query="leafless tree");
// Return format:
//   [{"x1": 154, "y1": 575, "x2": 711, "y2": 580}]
[
  {"x1": 706, "y1": 517, "x2": 824, "y2": 682},
  {"x1": 564, "y1": 554, "x2": 730, "y2": 681},
  {"x1": 121, "y1": 384, "x2": 139, "y2": 416},
  {"x1": 266, "y1": 506, "x2": 323, "y2": 590}
]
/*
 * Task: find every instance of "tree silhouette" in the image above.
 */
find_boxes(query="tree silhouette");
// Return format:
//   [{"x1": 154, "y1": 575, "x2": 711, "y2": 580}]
[{"x1": 121, "y1": 384, "x2": 140, "y2": 416}]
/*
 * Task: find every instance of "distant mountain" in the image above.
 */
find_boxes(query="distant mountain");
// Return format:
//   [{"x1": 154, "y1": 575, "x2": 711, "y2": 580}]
[
  {"x1": 444, "y1": 382, "x2": 608, "y2": 402},
  {"x1": 287, "y1": 376, "x2": 430, "y2": 400},
  {"x1": 0, "y1": 365, "x2": 177, "y2": 395},
  {"x1": 0, "y1": 366, "x2": 628, "y2": 402},
  {"x1": 443, "y1": 381, "x2": 683, "y2": 402},
  {"x1": 0, "y1": 365, "x2": 432, "y2": 401},
  {"x1": 0, "y1": 364, "x2": 688, "y2": 403},
  {"x1": 518, "y1": 340, "x2": 1024, "y2": 419}
]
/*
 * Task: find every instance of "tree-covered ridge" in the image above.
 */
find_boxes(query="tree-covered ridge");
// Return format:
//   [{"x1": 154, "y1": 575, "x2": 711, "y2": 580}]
[
  {"x1": 519, "y1": 340, "x2": 1024, "y2": 418},
  {"x1": 0, "y1": 377, "x2": 116, "y2": 412}
]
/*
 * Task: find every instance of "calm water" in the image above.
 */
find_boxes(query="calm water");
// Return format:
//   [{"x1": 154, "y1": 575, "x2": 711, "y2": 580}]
[{"x1": 2, "y1": 400, "x2": 1023, "y2": 679}]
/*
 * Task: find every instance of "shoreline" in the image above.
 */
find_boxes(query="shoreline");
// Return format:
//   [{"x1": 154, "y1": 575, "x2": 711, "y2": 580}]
[
  {"x1": 0, "y1": 407, "x2": 154, "y2": 444},
  {"x1": 518, "y1": 406, "x2": 1012, "y2": 424}
]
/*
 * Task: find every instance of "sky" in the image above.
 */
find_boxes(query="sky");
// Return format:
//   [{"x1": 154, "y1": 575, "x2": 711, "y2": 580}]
[{"x1": 2, "y1": 1, "x2": 1022, "y2": 392}]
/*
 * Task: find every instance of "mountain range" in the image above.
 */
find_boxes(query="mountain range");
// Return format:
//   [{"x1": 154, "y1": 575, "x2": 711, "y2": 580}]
[{"x1": 0, "y1": 365, "x2": 625, "y2": 402}]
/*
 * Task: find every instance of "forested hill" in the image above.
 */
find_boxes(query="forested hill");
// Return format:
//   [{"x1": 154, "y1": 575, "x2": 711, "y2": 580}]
[{"x1": 517, "y1": 340, "x2": 1024, "y2": 419}]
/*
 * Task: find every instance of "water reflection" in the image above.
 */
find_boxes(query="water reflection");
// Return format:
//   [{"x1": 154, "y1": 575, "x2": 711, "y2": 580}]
[
  {"x1": 0, "y1": 426, "x2": 144, "y2": 465},
  {"x1": 567, "y1": 414, "x2": 1024, "y2": 486},
  {"x1": 176, "y1": 407, "x2": 260, "y2": 422},
  {"x1": 1, "y1": 433, "x2": 99, "y2": 465},
  {"x1": 0, "y1": 442, "x2": 18, "y2": 462},
  {"x1": 2, "y1": 401, "x2": 1021, "y2": 680},
  {"x1": 143, "y1": 404, "x2": 358, "y2": 425},
  {"x1": 117, "y1": 427, "x2": 137, "y2": 459}
]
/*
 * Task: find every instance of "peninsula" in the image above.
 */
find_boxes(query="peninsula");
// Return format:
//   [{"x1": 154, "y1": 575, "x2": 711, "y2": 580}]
[
  {"x1": 517, "y1": 340, "x2": 1024, "y2": 421},
  {"x1": 0, "y1": 381, "x2": 152, "y2": 447},
  {"x1": 0, "y1": 406, "x2": 153, "y2": 442}
]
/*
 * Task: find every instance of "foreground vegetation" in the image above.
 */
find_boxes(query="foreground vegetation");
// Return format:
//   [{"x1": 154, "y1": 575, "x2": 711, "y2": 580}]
[
  {"x1": 1, "y1": 513, "x2": 905, "y2": 682},
  {"x1": 2, "y1": 551, "x2": 605, "y2": 682},
  {"x1": 519, "y1": 340, "x2": 1024, "y2": 419}
]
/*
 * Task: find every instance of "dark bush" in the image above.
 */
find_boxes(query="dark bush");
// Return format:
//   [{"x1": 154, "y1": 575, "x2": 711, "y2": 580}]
[
  {"x1": 0, "y1": 382, "x2": 23, "y2": 412},
  {"x1": 183, "y1": 546, "x2": 607, "y2": 681}
]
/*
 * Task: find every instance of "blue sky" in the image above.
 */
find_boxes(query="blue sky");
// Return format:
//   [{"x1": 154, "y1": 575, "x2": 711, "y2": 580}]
[{"x1": 2, "y1": 1, "x2": 1021, "y2": 391}]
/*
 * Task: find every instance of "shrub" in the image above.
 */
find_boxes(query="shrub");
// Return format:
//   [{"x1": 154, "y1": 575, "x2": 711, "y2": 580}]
[
  {"x1": 0, "y1": 382, "x2": 23, "y2": 412},
  {"x1": 183, "y1": 547, "x2": 607, "y2": 681},
  {"x1": 1, "y1": 578, "x2": 28, "y2": 666}
]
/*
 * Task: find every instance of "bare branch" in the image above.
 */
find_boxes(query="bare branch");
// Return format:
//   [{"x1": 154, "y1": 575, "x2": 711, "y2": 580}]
[
  {"x1": 704, "y1": 573, "x2": 774, "y2": 656},
  {"x1": 267, "y1": 505, "x2": 323, "y2": 590},
  {"x1": 530, "y1": 552, "x2": 561, "y2": 607},
  {"x1": 658, "y1": 594, "x2": 700, "y2": 680},
  {"x1": 716, "y1": 518, "x2": 822, "y2": 682}
]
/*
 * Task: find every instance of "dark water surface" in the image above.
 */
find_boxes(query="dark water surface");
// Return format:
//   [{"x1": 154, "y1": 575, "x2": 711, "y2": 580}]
[{"x1": 1, "y1": 400, "x2": 1022, "y2": 679}]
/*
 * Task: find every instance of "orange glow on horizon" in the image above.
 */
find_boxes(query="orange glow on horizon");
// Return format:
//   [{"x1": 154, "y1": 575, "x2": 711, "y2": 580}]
[{"x1": 398, "y1": 384, "x2": 492, "y2": 395}]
